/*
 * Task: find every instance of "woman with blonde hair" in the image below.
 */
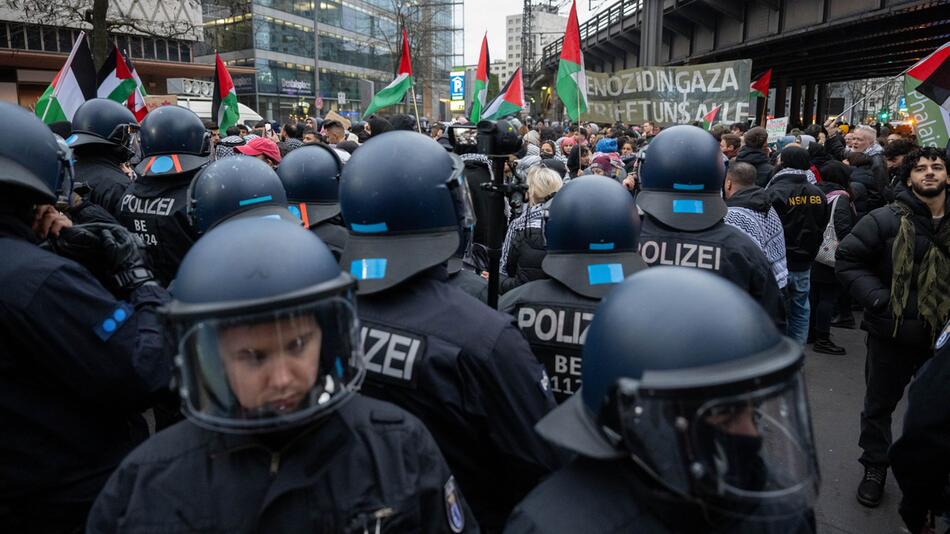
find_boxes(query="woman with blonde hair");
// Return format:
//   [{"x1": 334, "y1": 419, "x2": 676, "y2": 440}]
[{"x1": 499, "y1": 165, "x2": 563, "y2": 293}]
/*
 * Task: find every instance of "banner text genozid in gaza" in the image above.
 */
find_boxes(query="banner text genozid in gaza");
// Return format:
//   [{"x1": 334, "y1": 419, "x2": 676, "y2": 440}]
[{"x1": 581, "y1": 59, "x2": 753, "y2": 125}]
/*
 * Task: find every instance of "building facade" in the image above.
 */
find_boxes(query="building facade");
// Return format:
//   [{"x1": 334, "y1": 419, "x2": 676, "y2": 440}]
[
  {"x1": 200, "y1": 0, "x2": 462, "y2": 123},
  {"x1": 494, "y1": 11, "x2": 564, "y2": 84}
]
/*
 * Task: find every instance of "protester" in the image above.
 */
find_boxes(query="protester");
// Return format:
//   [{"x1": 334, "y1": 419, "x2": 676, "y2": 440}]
[
  {"x1": 736, "y1": 126, "x2": 773, "y2": 186},
  {"x1": 723, "y1": 161, "x2": 788, "y2": 290},
  {"x1": 235, "y1": 136, "x2": 282, "y2": 168},
  {"x1": 277, "y1": 122, "x2": 303, "y2": 155},
  {"x1": 809, "y1": 160, "x2": 854, "y2": 355},
  {"x1": 500, "y1": 166, "x2": 563, "y2": 293},
  {"x1": 720, "y1": 133, "x2": 741, "y2": 159},
  {"x1": 766, "y1": 146, "x2": 830, "y2": 345}
]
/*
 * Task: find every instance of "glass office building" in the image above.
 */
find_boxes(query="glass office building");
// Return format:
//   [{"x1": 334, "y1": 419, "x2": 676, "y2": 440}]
[{"x1": 200, "y1": 0, "x2": 462, "y2": 123}]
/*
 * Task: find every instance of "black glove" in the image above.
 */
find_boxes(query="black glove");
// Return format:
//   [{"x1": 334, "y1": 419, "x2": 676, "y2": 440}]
[
  {"x1": 68, "y1": 199, "x2": 122, "y2": 226},
  {"x1": 52, "y1": 223, "x2": 154, "y2": 294}
]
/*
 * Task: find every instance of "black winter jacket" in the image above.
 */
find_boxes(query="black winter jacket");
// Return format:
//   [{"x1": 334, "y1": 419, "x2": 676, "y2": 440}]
[
  {"x1": 735, "y1": 146, "x2": 773, "y2": 188},
  {"x1": 849, "y1": 164, "x2": 883, "y2": 218},
  {"x1": 87, "y1": 395, "x2": 479, "y2": 533},
  {"x1": 500, "y1": 203, "x2": 551, "y2": 294},
  {"x1": 835, "y1": 190, "x2": 950, "y2": 347},
  {"x1": 766, "y1": 169, "x2": 830, "y2": 271}
]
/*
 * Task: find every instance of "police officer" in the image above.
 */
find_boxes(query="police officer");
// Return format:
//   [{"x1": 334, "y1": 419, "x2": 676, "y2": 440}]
[
  {"x1": 116, "y1": 105, "x2": 211, "y2": 286},
  {"x1": 0, "y1": 102, "x2": 171, "y2": 532},
  {"x1": 67, "y1": 98, "x2": 139, "y2": 213},
  {"x1": 500, "y1": 175, "x2": 647, "y2": 402},
  {"x1": 188, "y1": 154, "x2": 299, "y2": 235},
  {"x1": 637, "y1": 125, "x2": 784, "y2": 322},
  {"x1": 505, "y1": 267, "x2": 819, "y2": 533},
  {"x1": 87, "y1": 218, "x2": 477, "y2": 533},
  {"x1": 340, "y1": 130, "x2": 565, "y2": 532},
  {"x1": 890, "y1": 318, "x2": 950, "y2": 534},
  {"x1": 275, "y1": 143, "x2": 348, "y2": 258}
]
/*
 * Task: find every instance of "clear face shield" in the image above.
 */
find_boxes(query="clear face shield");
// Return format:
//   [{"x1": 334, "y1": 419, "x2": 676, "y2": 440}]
[
  {"x1": 612, "y1": 372, "x2": 819, "y2": 520},
  {"x1": 53, "y1": 135, "x2": 75, "y2": 210},
  {"x1": 174, "y1": 296, "x2": 364, "y2": 433},
  {"x1": 446, "y1": 155, "x2": 477, "y2": 253}
]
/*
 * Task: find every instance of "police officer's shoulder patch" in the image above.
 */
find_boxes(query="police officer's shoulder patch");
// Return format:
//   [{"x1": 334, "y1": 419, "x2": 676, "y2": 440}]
[
  {"x1": 443, "y1": 476, "x2": 465, "y2": 533},
  {"x1": 936, "y1": 319, "x2": 950, "y2": 350}
]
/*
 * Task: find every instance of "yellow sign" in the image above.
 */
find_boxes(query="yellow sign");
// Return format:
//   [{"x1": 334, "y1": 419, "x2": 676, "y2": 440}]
[{"x1": 450, "y1": 100, "x2": 466, "y2": 112}]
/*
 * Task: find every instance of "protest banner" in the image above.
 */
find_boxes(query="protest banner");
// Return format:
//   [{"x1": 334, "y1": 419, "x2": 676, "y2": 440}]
[
  {"x1": 766, "y1": 116, "x2": 789, "y2": 143},
  {"x1": 581, "y1": 59, "x2": 752, "y2": 125}
]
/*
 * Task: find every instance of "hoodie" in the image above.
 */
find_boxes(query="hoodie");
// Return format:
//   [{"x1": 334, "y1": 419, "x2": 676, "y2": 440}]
[
  {"x1": 725, "y1": 186, "x2": 789, "y2": 289},
  {"x1": 735, "y1": 146, "x2": 773, "y2": 187}
]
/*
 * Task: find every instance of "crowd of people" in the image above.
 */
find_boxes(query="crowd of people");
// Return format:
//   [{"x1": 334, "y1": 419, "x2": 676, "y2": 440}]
[{"x1": 0, "y1": 95, "x2": 948, "y2": 534}]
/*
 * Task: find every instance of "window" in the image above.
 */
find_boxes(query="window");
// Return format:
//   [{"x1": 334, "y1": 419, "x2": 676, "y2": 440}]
[
  {"x1": 9, "y1": 24, "x2": 24, "y2": 49},
  {"x1": 26, "y1": 25, "x2": 41, "y2": 50},
  {"x1": 42, "y1": 27, "x2": 58, "y2": 52},
  {"x1": 156, "y1": 39, "x2": 168, "y2": 60}
]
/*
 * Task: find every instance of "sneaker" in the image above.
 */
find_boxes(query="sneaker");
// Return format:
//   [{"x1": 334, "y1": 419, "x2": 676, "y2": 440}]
[
  {"x1": 857, "y1": 466, "x2": 886, "y2": 507},
  {"x1": 813, "y1": 337, "x2": 846, "y2": 355}
]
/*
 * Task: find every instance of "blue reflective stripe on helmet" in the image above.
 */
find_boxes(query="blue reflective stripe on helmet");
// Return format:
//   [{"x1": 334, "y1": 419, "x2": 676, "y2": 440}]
[
  {"x1": 588, "y1": 263, "x2": 624, "y2": 285},
  {"x1": 672, "y1": 199, "x2": 704, "y2": 214},
  {"x1": 65, "y1": 134, "x2": 78, "y2": 145},
  {"x1": 351, "y1": 258, "x2": 387, "y2": 280},
  {"x1": 287, "y1": 204, "x2": 302, "y2": 219},
  {"x1": 351, "y1": 222, "x2": 388, "y2": 233},
  {"x1": 150, "y1": 155, "x2": 175, "y2": 174},
  {"x1": 672, "y1": 183, "x2": 705, "y2": 191},
  {"x1": 589, "y1": 242, "x2": 615, "y2": 251},
  {"x1": 238, "y1": 195, "x2": 274, "y2": 207}
]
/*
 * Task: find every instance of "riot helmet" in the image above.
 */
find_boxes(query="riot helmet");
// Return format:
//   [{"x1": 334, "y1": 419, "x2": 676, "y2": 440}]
[
  {"x1": 275, "y1": 143, "x2": 343, "y2": 228},
  {"x1": 187, "y1": 155, "x2": 298, "y2": 235},
  {"x1": 164, "y1": 217, "x2": 364, "y2": 433},
  {"x1": 537, "y1": 267, "x2": 818, "y2": 519},
  {"x1": 0, "y1": 102, "x2": 74, "y2": 204},
  {"x1": 542, "y1": 176, "x2": 646, "y2": 298},
  {"x1": 66, "y1": 98, "x2": 138, "y2": 156},
  {"x1": 135, "y1": 105, "x2": 211, "y2": 177},
  {"x1": 340, "y1": 131, "x2": 475, "y2": 294},
  {"x1": 637, "y1": 125, "x2": 727, "y2": 231}
]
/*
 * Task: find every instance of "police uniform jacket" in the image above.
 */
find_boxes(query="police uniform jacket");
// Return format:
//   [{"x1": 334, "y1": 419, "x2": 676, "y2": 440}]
[
  {"x1": 115, "y1": 172, "x2": 198, "y2": 287},
  {"x1": 73, "y1": 155, "x2": 131, "y2": 215},
  {"x1": 87, "y1": 395, "x2": 478, "y2": 533},
  {"x1": 0, "y1": 215, "x2": 170, "y2": 527},
  {"x1": 889, "y1": 319, "x2": 950, "y2": 534},
  {"x1": 638, "y1": 216, "x2": 785, "y2": 323},
  {"x1": 356, "y1": 266, "x2": 565, "y2": 531},
  {"x1": 765, "y1": 169, "x2": 830, "y2": 271},
  {"x1": 500, "y1": 279, "x2": 597, "y2": 403},
  {"x1": 447, "y1": 268, "x2": 489, "y2": 303},
  {"x1": 504, "y1": 457, "x2": 816, "y2": 534},
  {"x1": 835, "y1": 190, "x2": 950, "y2": 347}
]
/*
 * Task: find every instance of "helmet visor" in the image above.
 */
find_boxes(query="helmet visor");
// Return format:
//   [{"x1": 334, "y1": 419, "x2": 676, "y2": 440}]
[
  {"x1": 447, "y1": 156, "x2": 477, "y2": 229},
  {"x1": 618, "y1": 373, "x2": 818, "y2": 518},
  {"x1": 176, "y1": 297, "x2": 364, "y2": 433}
]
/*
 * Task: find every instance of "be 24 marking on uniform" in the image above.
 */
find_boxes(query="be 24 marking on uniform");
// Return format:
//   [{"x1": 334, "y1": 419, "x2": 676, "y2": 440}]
[
  {"x1": 516, "y1": 304, "x2": 594, "y2": 402},
  {"x1": 360, "y1": 323, "x2": 426, "y2": 388}
]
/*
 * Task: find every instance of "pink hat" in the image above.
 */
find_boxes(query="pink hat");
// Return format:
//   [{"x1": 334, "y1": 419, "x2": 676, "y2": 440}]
[{"x1": 235, "y1": 136, "x2": 281, "y2": 164}]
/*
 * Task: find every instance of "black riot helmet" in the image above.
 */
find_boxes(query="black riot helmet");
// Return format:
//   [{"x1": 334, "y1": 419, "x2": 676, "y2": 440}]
[
  {"x1": 164, "y1": 217, "x2": 364, "y2": 434},
  {"x1": 275, "y1": 143, "x2": 343, "y2": 228},
  {"x1": 637, "y1": 125, "x2": 727, "y2": 231},
  {"x1": 537, "y1": 267, "x2": 818, "y2": 520},
  {"x1": 542, "y1": 176, "x2": 647, "y2": 299},
  {"x1": 0, "y1": 102, "x2": 74, "y2": 205},
  {"x1": 66, "y1": 98, "x2": 139, "y2": 155},
  {"x1": 340, "y1": 130, "x2": 475, "y2": 294},
  {"x1": 135, "y1": 105, "x2": 211, "y2": 178},
  {"x1": 188, "y1": 155, "x2": 298, "y2": 235}
]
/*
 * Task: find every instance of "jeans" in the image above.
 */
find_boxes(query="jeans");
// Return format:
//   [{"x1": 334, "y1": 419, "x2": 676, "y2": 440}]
[
  {"x1": 859, "y1": 334, "x2": 932, "y2": 467},
  {"x1": 785, "y1": 269, "x2": 811, "y2": 345}
]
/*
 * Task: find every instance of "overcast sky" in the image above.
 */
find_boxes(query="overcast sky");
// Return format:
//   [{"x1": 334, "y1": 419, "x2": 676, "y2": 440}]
[{"x1": 462, "y1": 1, "x2": 594, "y2": 65}]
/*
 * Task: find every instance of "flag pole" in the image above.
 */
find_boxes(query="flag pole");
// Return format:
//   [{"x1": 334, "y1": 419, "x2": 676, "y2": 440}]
[
  {"x1": 410, "y1": 81, "x2": 422, "y2": 134},
  {"x1": 42, "y1": 31, "x2": 85, "y2": 123},
  {"x1": 830, "y1": 71, "x2": 907, "y2": 123}
]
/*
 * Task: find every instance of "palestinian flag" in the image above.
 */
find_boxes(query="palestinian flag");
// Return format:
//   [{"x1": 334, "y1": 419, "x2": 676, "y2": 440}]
[
  {"x1": 125, "y1": 54, "x2": 149, "y2": 121},
  {"x1": 469, "y1": 32, "x2": 490, "y2": 123},
  {"x1": 364, "y1": 29, "x2": 414, "y2": 116},
  {"x1": 483, "y1": 67, "x2": 524, "y2": 120},
  {"x1": 555, "y1": 0, "x2": 588, "y2": 122},
  {"x1": 750, "y1": 68, "x2": 772, "y2": 98},
  {"x1": 97, "y1": 46, "x2": 138, "y2": 106},
  {"x1": 35, "y1": 32, "x2": 97, "y2": 124},
  {"x1": 702, "y1": 105, "x2": 721, "y2": 130},
  {"x1": 908, "y1": 42, "x2": 950, "y2": 111},
  {"x1": 212, "y1": 52, "x2": 240, "y2": 131}
]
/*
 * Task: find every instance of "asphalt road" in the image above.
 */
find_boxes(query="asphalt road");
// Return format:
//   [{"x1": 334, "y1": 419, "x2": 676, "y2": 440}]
[{"x1": 807, "y1": 318, "x2": 911, "y2": 534}]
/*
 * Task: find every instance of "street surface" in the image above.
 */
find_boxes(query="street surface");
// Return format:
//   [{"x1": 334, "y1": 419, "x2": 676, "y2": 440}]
[{"x1": 808, "y1": 317, "x2": 909, "y2": 534}]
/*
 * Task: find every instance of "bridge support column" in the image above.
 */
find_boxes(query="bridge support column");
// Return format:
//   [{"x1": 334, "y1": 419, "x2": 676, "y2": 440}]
[
  {"x1": 755, "y1": 95, "x2": 766, "y2": 126},
  {"x1": 816, "y1": 83, "x2": 829, "y2": 124},
  {"x1": 789, "y1": 80, "x2": 802, "y2": 128},
  {"x1": 773, "y1": 76, "x2": 787, "y2": 120},
  {"x1": 803, "y1": 82, "x2": 816, "y2": 126},
  {"x1": 639, "y1": 0, "x2": 663, "y2": 67}
]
